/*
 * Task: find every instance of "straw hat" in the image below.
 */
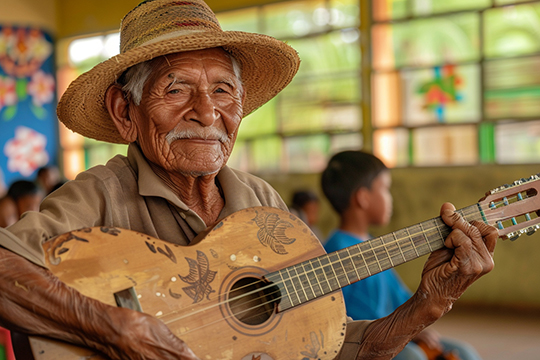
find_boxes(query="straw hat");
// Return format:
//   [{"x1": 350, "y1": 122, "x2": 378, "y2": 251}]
[{"x1": 57, "y1": 0, "x2": 301, "y2": 144}]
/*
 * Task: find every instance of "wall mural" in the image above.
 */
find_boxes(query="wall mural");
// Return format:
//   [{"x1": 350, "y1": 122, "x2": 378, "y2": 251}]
[{"x1": 0, "y1": 26, "x2": 57, "y2": 187}]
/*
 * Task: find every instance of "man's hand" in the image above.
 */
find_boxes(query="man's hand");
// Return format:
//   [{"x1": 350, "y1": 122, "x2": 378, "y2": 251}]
[
  {"x1": 352, "y1": 203, "x2": 497, "y2": 360},
  {"x1": 91, "y1": 307, "x2": 200, "y2": 360},
  {"x1": 418, "y1": 202, "x2": 498, "y2": 318},
  {"x1": 0, "y1": 247, "x2": 200, "y2": 360}
]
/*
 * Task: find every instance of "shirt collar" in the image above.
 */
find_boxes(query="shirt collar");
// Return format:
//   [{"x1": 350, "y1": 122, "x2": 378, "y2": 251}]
[
  {"x1": 127, "y1": 143, "x2": 190, "y2": 211},
  {"x1": 126, "y1": 143, "x2": 261, "y2": 219}
]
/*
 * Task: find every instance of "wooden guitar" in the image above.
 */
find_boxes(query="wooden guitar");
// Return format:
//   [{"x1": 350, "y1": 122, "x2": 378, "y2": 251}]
[{"x1": 22, "y1": 175, "x2": 540, "y2": 360}]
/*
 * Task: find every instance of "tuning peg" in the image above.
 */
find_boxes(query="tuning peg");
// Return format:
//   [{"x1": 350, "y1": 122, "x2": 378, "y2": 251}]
[
  {"x1": 526, "y1": 224, "x2": 540, "y2": 236},
  {"x1": 506, "y1": 232, "x2": 521, "y2": 241}
]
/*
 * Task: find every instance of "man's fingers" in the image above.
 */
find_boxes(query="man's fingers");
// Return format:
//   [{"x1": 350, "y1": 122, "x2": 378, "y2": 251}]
[
  {"x1": 440, "y1": 202, "x2": 498, "y2": 256},
  {"x1": 470, "y1": 220, "x2": 498, "y2": 255}
]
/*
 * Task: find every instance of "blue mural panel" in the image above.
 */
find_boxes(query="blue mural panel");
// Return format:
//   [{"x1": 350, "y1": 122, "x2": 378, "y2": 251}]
[{"x1": 0, "y1": 26, "x2": 57, "y2": 188}]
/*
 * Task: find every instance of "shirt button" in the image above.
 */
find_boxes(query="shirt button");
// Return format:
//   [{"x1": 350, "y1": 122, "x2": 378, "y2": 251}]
[{"x1": 180, "y1": 212, "x2": 187, "y2": 219}]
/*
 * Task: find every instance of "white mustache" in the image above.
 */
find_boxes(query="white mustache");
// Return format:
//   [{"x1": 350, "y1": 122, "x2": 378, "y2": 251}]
[{"x1": 165, "y1": 128, "x2": 230, "y2": 145}]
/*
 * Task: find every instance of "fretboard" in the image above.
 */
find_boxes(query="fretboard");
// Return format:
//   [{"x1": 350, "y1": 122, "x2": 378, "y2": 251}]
[{"x1": 266, "y1": 205, "x2": 483, "y2": 310}]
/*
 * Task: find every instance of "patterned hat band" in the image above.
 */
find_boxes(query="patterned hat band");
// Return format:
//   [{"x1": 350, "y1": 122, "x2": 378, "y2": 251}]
[{"x1": 57, "y1": 0, "x2": 300, "y2": 144}]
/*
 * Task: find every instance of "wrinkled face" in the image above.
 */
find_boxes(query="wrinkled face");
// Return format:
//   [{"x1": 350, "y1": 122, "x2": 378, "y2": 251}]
[
  {"x1": 130, "y1": 48, "x2": 244, "y2": 177},
  {"x1": 366, "y1": 170, "x2": 393, "y2": 226}
]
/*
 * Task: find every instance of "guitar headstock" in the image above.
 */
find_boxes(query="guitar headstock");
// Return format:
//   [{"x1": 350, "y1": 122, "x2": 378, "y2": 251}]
[{"x1": 478, "y1": 174, "x2": 540, "y2": 241}]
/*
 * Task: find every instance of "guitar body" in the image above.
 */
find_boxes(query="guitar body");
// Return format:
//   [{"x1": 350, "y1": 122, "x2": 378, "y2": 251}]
[{"x1": 29, "y1": 207, "x2": 347, "y2": 360}]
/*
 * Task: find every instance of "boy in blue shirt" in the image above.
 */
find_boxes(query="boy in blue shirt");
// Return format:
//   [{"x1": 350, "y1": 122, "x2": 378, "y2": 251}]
[{"x1": 322, "y1": 150, "x2": 482, "y2": 360}]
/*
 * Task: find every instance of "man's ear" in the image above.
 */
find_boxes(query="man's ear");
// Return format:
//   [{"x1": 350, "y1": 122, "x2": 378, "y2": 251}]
[{"x1": 105, "y1": 84, "x2": 137, "y2": 143}]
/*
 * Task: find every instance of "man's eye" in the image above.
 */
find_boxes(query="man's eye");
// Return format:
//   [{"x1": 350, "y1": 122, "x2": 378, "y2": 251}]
[
  {"x1": 215, "y1": 88, "x2": 227, "y2": 94},
  {"x1": 168, "y1": 89, "x2": 180, "y2": 94}
]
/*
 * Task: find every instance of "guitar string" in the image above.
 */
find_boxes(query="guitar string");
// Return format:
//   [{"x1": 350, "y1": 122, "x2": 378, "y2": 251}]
[
  {"x1": 165, "y1": 207, "x2": 531, "y2": 334},
  {"x1": 162, "y1": 196, "x2": 539, "y2": 331},
  {"x1": 187, "y1": 199, "x2": 524, "y2": 303},
  {"x1": 160, "y1": 205, "x2": 511, "y2": 329},
  {"x1": 172, "y1": 199, "x2": 530, "y2": 322},
  {"x1": 221, "y1": 196, "x2": 532, "y2": 298},
  {"x1": 165, "y1": 189, "x2": 540, "y2": 332},
  {"x1": 213, "y1": 194, "x2": 532, "y2": 299},
  {"x1": 164, "y1": 200, "x2": 528, "y2": 328},
  {"x1": 162, "y1": 208, "x2": 498, "y2": 333}
]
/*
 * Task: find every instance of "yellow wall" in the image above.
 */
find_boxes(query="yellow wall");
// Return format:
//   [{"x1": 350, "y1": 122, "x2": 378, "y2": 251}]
[
  {"x1": 0, "y1": 0, "x2": 57, "y2": 33},
  {"x1": 55, "y1": 0, "x2": 283, "y2": 39}
]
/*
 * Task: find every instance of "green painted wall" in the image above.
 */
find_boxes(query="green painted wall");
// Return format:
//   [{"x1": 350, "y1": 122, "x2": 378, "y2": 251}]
[{"x1": 263, "y1": 164, "x2": 540, "y2": 310}]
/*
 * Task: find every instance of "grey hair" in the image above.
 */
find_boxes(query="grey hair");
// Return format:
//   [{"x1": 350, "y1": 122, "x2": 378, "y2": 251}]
[{"x1": 120, "y1": 51, "x2": 243, "y2": 105}]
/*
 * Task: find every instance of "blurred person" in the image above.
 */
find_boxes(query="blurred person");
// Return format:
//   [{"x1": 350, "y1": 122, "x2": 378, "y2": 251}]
[
  {"x1": 0, "y1": 168, "x2": 6, "y2": 198},
  {"x1": 322, "y1": 150, "x2": 483, "y2": 360},
  {"x1": 290, "y1": 189, "x2": 323, "y2": 240},
  {"x1": 0, "y1": 196, "x2": 17, "y2": 228},
  {"x1": 36, "y1": 165, "x2": 61, "y2": 195},
  {"x1": 7, "y1": 180, "x2": 44, "y2": 217},
  {"x1": 0, "y1": 1, "x2": 497, "y2": 359}
]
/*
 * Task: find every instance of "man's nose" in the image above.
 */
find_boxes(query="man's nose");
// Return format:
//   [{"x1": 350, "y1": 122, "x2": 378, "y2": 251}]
[{"x1": 188, "y1": 93, "x2": 218, "y2": 126}]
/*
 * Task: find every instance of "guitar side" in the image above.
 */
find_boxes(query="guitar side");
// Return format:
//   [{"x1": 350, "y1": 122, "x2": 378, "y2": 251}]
[{"x1": 28, "y1": 207, "x2": 347, "y2": 360}]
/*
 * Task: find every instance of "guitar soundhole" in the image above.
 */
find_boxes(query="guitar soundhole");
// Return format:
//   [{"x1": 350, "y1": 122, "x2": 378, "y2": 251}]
[{"x1": 228, "y1": 277, "x2": 280, "y2": 326}]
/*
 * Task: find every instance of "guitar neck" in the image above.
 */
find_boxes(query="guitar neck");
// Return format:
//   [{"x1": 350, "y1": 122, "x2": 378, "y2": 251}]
[{"x1": 267, "y1": 204, "x2": 483, "y2": 310}]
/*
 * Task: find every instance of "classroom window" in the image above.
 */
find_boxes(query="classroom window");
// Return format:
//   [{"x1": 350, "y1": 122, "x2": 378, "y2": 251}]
[{"x1": 371, "y1": 0, "x2": 540, "y2": 167}]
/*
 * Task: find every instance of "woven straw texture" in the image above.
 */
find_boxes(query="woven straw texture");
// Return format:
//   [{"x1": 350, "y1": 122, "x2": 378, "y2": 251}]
[{"x1": 57, "y1": 0, "x2": 300, "y2": 144}]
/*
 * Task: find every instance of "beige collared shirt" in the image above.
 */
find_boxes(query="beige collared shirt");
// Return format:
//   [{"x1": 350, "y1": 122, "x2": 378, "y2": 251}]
[{"x1": 0, "y1": 143, "x2": 370, "y2": 358}]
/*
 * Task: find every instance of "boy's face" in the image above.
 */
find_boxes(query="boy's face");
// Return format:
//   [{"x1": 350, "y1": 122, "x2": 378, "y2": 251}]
[{"x1": 366, "y1": 170, "x2": 393, "y2": 226}]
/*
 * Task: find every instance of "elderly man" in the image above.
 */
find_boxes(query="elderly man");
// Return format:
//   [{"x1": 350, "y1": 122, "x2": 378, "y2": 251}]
[{"x1": 0, "y1": 1, "x2": 497, "y2": 359}]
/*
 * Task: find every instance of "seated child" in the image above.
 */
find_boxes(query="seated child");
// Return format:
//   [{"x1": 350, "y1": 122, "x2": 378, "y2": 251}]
[{"x1": 321, "y1": 150, "x2": 482, "y2": 360}]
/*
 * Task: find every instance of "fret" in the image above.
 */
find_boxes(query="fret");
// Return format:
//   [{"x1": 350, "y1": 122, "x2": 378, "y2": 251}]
[
  {"x1": 319, "y1": 254, "x2": 340, "y2": 291},
  {"x1": 345, "y1": 247, "x2": 361, "y2": 281},
  {"x1": 338, "y1": 248, "x2": 358, "y2": 284},
  {"x1": 383, "y1": 233, "x2": 406, "y2": 266},
  {"x1": 404, "y1": 228, "x2": 421, "y2": 257},
  {"x1": 356, "y1": 245, "x2": 371, "y2": 276},
  {"x1": 312, "y1": 257, "x2": 332, "y2": 294},
  {"x1": 391, "y1": 232, "x2": 407, "y2": 263},
  {"x1": 295, "y1": 263, "x2": 315, "y2": 301},
  {"x1": 329, "y1": 251, "x2": 349, "y2": 287},
  {"x1": 369, "y1": 237, "x2": 392, "y2": 270},
  {"x1": 408, "y1": 224, "x2": 431, "y2": 257},
  {"x1": 358, "y1": 241, "x2": 381, "y2": 275},
  {"x1": 393, "y1": 229, "x2": 416, "y2": 262},
  {"x1": 286, "y1": 266, "x2": 307, "y2": 304},
  {"x1": 457, "y1": 208, "x2": 467, "y2": 222},
  {"x1": 263, "y1": 271, "x2": 291, "y2": 309},
  {"x1": 299, "y1": 262, "x2": 321, "y2": 298},
  {"x1": 302, "y1": 260, "x2": 324, "y2": 297},
  {"x1": 277, "y1": 269, "x2": 298, "y2": 307},
  {"x1": 424, "y1": 218, "x2": 446, "y2": 251},
  {"x1": 384, "y1": 241, "x2": 395, "y2": 267},
  {"x1": 346, "y1": 245, "x2": 370, "y2": 280},
  {"x1": 419, "y1": 222, "x2": 433, "y2": 252}
]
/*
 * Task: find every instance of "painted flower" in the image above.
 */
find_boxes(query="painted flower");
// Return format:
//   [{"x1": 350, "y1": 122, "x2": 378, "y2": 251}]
[
  {"x1": 0, "y1": 75, "x2": 17, "y2": 110},
  {"x1": 0, "y1": 27, "x2": 53, "y2": 77},
  {"x1": 4, "y1": 126, "x2": 49, "y2": 176},
  {"x1": 27, "y1": 70, "x2": 55, "y2": 107}
]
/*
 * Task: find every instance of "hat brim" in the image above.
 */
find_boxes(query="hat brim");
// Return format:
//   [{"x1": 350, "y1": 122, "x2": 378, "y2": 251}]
[{"x1": 57, "y1": 31, "x2": 300, "y2": 144}]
